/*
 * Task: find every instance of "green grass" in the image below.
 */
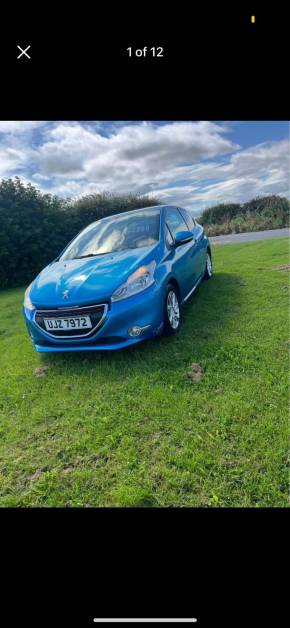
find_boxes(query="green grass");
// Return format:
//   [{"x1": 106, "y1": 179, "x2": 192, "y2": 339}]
[{"x1": 0, "y1": 238, "x2": 289, "y2": 507}]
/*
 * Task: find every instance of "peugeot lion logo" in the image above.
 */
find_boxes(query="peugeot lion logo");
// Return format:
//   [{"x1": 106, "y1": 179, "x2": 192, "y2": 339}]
[{"x1": 62, "y1": 290, "x2": 69, "y2": 299}]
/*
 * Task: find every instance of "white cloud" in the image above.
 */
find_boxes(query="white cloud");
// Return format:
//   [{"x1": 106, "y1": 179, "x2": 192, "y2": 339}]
[
  {"x1": 0, "y1": 121, "x2": 289, "y2": 212},
  {"x1": 0, "y1": 121, "x2": 46, "y2": 134},
  {"x1": 0, "y1": 146, "x2": 29, "y2": 177},
  {"x1": 148, "y1": 185, "x2": 200, "y2": 207},
  {"x1": 0, "y1": 121, "x2": 46, "y2": 177},
  {"x1": 149, "y1": 139, "x2": 290, "y2": 211},
  {"x1": 36, "y1": 121, "x2": 239, "y2": 189}
]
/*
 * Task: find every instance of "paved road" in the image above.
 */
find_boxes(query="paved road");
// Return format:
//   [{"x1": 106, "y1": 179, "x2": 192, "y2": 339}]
[{"x1": 210, "y1": 227, "x2": 289, "y2": 245}]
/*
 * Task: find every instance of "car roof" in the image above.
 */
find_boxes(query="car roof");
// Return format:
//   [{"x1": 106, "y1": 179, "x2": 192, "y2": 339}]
[{"x1": 88, "y1": 205, "x2": 178, "y2": 227}]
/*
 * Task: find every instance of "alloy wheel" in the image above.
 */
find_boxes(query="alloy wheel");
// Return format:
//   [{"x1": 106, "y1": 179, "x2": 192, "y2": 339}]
[
  {"x1": 167, "y1": 290, "x2": 180, "y2": 330},
  {"x1": 206, "y1": 253, "x2": 212, "y2": 277}
]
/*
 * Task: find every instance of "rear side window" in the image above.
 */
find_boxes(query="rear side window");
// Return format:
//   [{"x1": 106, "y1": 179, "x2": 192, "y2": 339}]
[
  {"x1": 165, "y1": 207, "x2": 189, "y2": 237},
  {"x1": 179, "y1": 208, "x2": 196, "y2": 230}
]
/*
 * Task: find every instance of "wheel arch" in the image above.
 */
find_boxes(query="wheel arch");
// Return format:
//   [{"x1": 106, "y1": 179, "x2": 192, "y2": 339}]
[{"x1": 167, "y1": 276, "x2": 181, "y2": 301}]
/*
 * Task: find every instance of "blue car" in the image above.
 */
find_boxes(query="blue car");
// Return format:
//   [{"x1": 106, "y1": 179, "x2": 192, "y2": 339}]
[{"x1": 23, "y1": 205, "x2": 213, "y2": 352}]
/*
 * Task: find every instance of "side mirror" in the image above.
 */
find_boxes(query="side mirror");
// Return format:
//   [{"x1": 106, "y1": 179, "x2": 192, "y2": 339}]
[{"x1": 174, "y1": 230, "x2": 194, "y2": 247}]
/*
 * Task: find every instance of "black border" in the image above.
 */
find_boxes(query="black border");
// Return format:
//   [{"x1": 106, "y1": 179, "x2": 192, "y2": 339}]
[
  {"x1": 1, "y1": 5, "x2": 289, "y2": 627},
  {"x1": 1, "y1": 507, "x2": 288, "y2": 626},
  {"x1": 1, "y1": 6, "x2": 289, "y2": 119}
]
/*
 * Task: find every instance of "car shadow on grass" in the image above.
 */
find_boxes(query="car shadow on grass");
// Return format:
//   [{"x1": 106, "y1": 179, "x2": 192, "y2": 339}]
[{"x1": 41, "y1": 272, "x2": 244, "y2": 378}]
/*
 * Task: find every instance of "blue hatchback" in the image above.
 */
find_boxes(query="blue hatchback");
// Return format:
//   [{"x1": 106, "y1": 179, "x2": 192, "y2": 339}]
[{"x1": 23, "y1": 205, "x2": 213, "y2": 352}]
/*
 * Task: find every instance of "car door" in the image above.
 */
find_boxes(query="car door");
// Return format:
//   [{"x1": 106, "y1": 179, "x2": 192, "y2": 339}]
[
  {"x1": 165, "y1": 207, "x2": 197, "y2": 299},
  {"x1": 179, "y1": 208, "x2": 206, "y2": 280}
]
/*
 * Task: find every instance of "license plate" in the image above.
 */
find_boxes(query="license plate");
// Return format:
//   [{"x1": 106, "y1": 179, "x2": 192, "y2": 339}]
[{"x1": 43, "y1": 315, "x2": 92, "y2": 331}]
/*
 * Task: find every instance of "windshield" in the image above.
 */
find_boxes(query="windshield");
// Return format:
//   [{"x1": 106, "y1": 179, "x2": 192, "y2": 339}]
[{"x1": 59, "y1": 209, "x2": 160, "y2": 261}]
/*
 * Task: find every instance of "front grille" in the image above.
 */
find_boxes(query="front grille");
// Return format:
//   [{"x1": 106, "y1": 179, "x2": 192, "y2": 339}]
[{"x1": 34, "y1": 303, "x2": 108, "y2": 339}]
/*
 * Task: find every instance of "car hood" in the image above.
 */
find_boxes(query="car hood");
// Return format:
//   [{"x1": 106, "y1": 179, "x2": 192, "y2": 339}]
[{"x1": 30, "y1": 245, "x2": 158, "y2": 308}]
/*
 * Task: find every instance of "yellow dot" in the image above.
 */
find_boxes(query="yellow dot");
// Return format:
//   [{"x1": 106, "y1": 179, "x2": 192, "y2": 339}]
[{"x1": 251, "y1": 15, "x2": 255, "y2": 23}]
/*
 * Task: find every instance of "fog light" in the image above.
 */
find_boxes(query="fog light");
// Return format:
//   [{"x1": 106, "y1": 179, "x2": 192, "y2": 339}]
[{"x1": 128, "y1": 325, "x2": 150, "y2": 337}]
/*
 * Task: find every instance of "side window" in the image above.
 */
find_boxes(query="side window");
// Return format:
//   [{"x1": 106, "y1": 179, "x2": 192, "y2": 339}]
[
  {"x1": 165, "y1": 208, "x2": 189, "y2": 237},
  {"x1": 179, "y1": 208, "x2": 196, "y2": 230},
  {"x1": 187, "y1": 212, "x2": 196, "y2": 229}
]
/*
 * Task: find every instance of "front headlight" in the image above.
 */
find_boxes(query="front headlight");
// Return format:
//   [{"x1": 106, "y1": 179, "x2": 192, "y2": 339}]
[
  {"x1": 24, "y1": 283, "x2": 34, "y2": 310},
  {"x1": 111, "y1": 261, "x2": 156, "y2": 302}
]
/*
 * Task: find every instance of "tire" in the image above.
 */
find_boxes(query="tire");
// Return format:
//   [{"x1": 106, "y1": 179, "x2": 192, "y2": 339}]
[
  {"x1": 163, "y1": 284, "x2": 181, "y2": 336},
  {"x1": 203, "y1": 250, "x2": 213, "y2": 280}
]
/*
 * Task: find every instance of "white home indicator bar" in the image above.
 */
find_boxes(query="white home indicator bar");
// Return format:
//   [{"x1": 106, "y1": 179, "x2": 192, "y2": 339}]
[{"x1": 93, "y1": 620, "x2": 197, "y2": 624}]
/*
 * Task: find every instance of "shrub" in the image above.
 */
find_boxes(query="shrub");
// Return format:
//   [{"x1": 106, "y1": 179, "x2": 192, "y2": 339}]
[
  {"x1": 201, "y1": 195, "x2": 289, "y2": 236},
  {"x1": 199, "y1": 203, "x2": 241, "y2": 225}
]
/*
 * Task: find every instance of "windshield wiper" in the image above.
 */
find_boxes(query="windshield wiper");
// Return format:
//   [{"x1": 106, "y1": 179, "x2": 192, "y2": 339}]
[{"x1": 73, "y1": 253, "x2": 105, "y2": 259}]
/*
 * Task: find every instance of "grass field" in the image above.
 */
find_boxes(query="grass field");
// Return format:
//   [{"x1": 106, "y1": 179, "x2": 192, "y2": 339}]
[{"x1": 0, "y1": 238, "x2": 289, "y2": 507}]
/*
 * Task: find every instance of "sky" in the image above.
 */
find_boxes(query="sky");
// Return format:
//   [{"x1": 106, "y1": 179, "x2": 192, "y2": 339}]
[{"x1": 0, "y1": 120, "x2": 289, "y2": 215}]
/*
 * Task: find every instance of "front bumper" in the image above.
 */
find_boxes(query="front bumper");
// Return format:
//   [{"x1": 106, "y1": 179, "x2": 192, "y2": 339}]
[{"x1": 23, "y1": 283, "x2": 164, "y2": 352}]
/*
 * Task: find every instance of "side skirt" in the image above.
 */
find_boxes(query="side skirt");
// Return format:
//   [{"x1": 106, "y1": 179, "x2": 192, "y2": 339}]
[{"x1": 181, "y1": 274, "x2": 204, "y2": 304}]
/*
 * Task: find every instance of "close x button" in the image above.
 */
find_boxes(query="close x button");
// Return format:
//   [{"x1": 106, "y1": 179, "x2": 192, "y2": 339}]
[{"x1": 17, "y1": 44, "x2": 31, "y2": 59}]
